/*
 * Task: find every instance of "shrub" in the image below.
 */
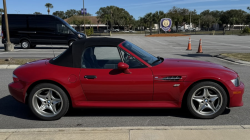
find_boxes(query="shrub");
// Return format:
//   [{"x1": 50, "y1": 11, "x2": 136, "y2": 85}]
[
  {"x1": 86, "y1": 28, "x2": 94, "y2": 36},
  {"x1": 243, "y1": 27, "x2": 250, "y2": 33}
]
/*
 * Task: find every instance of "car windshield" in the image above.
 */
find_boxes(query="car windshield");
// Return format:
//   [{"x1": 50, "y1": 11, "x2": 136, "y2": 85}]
[{"x1": 122, "y1": 41, "x2": 158, "y2": 65}]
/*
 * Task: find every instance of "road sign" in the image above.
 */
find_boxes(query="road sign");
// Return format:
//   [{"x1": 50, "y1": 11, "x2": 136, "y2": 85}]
[{"x1": 160, "y1": 18, "x2": 172, "y2": 32}]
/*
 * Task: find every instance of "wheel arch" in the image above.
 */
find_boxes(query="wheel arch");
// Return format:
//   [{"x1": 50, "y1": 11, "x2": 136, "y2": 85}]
[
  {"x1": 25, "y1": 80, "x2": 72, "y2": 107},
  {"x1": 20, "y1": 38, "x2": 31, "y2": 44},
  {"x1": 181, "y1": 79, "x2": 230, "y2": 108},
  {"x1": 68, "y1": 39, "x2": 76, "y2": 45}
]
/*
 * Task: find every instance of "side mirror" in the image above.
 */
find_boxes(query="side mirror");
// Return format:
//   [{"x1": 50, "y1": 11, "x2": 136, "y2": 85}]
[{"x1": 118, "y1": 62, "x2": 131, "y2": 74}]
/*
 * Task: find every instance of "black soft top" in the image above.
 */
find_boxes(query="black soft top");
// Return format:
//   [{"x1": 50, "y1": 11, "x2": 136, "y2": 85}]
[{"x1": 49, "y1": 38, "x2": 125, "y2": 68}]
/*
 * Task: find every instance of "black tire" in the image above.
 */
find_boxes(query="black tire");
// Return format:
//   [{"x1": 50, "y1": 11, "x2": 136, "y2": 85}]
[
  {"x1": 31, "y1": 44, "x2": 36, "y2": 48},
  {"x1": 68, "y1": 40, "x2": 75, "y2": 47},
  {"x1": 186, "y1": 81, "x2": 227, "y2": 119},
  {"x1": 20, "y1": 40, "x2": 30, "y2": 49},
  {"x1": 28, "y1": 83, "x2": 69, "y2": 121}
]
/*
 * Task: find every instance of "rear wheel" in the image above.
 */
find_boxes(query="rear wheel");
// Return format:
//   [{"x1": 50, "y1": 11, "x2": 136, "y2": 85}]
[
  {"x1": 186, "y1": 81, "x2": 227, "y2": 119},
  {"x1": 28, "y1": 83, "x2": 69, "y2": 121},
  {"x1": 21, "y1": 40, "x2": 30, "y2": 49}
]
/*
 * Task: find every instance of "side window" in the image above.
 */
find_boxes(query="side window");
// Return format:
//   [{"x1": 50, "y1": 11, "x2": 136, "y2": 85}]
[
  {"x1": 119, "y1": 49, "x2": 146, "y2": 68},
  {"x1": 82, "y1": 47, "x2": 122, "y2": 69},
  {"x1": 56, "y1": 23, "x2": 72, "y2": 34}
]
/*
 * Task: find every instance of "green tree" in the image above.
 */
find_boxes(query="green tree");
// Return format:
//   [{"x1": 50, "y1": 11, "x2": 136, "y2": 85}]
[
  {"x1": 143, "y1": 12, "x2": 154, "y2": 35},
  {"x1": 153, "y1": 11, "x2": 166, "y2": 33},
  {"x1": 96, "y1": 6, "x2": 133, "y2": 30},
  {"x1": 65, "y1": 9, "x2": 78, "y2": 18},
  {"x1": 248, "y1": 7, "x2": 250, "y2": 11},
  {"x1": 33, "y1": 12, "x2": 42, "y2": 15},
  {"x1": 166, "y1": 7, "x2": 184, "y2": 32},
  {"x1": 201, "y1": 15, "x2": 215, "y2": 30},
  {"x1": 53, "y1": 11, "x2": 65, "y2": 19},
  {"x1": 45, "y1": 3, "x2": 53, "y2": 15},
  {"x1": 200, "y1": 10, "x2": 223, "y2": 30},
  {"x1": 67, "y1": 16, "x2": 90, "y2": 32}
]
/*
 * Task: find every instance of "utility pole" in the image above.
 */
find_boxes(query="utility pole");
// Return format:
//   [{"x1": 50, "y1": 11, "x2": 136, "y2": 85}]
[
  {"x1": 83, "y1": 0, "x2": 86, "y2": 35},
  {"x1": 3, "y1": 0, "x2": 14, "y2": 51},
  {"x1": 190, "y1": 12, "x2": 191, "y2": 30}
]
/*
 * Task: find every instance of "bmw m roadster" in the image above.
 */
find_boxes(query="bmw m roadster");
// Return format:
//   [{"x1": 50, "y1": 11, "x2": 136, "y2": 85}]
[{"x1": 9, "y1": 38, "x2": 244, "y2": 120}]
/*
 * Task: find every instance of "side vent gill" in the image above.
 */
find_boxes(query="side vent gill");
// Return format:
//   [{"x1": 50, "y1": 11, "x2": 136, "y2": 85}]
[{"x1": 162, "y1": 76, "x2": 182, "y2": 81}]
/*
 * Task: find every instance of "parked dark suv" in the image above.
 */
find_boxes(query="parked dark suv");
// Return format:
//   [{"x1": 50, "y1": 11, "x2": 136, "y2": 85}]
[{"x1": 2, "y1": 14, "x2": 86, "y2": 49}]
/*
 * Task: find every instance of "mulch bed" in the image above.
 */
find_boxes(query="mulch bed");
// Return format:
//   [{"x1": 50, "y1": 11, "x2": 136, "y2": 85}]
[{"x1": 146, "y1": 34, "x2": 189, "y2": 37}]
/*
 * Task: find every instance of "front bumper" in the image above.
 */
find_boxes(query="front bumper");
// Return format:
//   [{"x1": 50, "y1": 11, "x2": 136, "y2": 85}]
[
  {"x1": 228, "y1": 82, "x2": 244, "y2": 107},
  {"x1": 8, "y1": 82, "x2": 26, "y2": 103}
]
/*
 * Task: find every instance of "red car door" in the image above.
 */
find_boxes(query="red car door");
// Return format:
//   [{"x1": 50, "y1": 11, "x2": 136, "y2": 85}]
[{"x1": 79, "y1": 46, "x2": 153, "y2": 101}]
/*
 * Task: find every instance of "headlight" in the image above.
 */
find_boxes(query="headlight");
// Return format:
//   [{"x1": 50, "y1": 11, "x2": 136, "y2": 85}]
[
  {"x1": 78, "y1": 34, "x2": 83, "y2": 38},
  {"x1": 231, "y1": 77, "x2": 240, "y2": 87}
]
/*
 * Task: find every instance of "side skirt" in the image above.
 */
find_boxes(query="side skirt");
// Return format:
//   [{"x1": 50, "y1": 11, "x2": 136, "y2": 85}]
[{"x1": 72, "y1": 101, "x2": 180, "y2": 108}]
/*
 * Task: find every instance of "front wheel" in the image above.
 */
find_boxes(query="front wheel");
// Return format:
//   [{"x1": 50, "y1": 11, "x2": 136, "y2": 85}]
[
  {"x1": 28, "y1": 83, "x2": 69, "y2": 121},
  {"x1": 186, "y1": 81, "x2": 227, "y2": 119}
]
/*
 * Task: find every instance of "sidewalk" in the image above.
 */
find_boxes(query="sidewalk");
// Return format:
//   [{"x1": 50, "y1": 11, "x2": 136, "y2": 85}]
[{"x1": 1, "y1": 125, "x2": 250, "y2": 140}]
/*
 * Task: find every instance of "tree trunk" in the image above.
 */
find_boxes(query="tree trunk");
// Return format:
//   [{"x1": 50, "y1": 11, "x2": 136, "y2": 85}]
[{"x1": 176, "y1": 22, "x2": 179, "y2": 32}]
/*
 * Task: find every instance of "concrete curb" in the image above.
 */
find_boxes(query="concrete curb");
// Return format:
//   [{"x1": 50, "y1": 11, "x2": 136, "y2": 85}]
[
  {"x1": 0, "y1": 125, "x2": 249, "y2": 133},
  {"x1": 213, "y1": 54, "x2": 250, "y2": 66},
  {"x1": 0, "y1": 65, "x2": 20, "y2": 69}
]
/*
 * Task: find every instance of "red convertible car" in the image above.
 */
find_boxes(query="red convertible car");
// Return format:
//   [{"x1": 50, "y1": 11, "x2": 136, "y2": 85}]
[{"x1": 9, "y1": 38, "x2": 244, "y2": 120}]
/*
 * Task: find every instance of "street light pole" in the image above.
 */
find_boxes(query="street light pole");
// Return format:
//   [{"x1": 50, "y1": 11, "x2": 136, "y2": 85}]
[
  {"x1": 3, "y1": 0, "x2": 14, "y2": 51},
  {"x1": 83, "y1": 0, "x2": 86, "y2": 35}
]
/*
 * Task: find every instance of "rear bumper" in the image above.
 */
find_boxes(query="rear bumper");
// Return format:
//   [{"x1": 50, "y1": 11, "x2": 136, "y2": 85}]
[
  {"x1": 8, "y1": 82, "x2": 26, "y2": 103},
  {"x1": 228, "y1": 82, "x2": 244, "y2": 107}
]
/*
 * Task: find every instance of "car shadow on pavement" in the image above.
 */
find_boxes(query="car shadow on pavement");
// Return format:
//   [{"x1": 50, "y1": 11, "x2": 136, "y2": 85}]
[
  {"x1": 0, "y1": 95, "x2": 231, "y2": 120},
  {"x1": 0, "y1": 95, "x2": 38, "y2": 120},
  {"x1": 65, "y1": 108, "x2": 231, "y2": 119},
  {"x1": 174, "y1": 54, "x2": 213, "y2": 58}
]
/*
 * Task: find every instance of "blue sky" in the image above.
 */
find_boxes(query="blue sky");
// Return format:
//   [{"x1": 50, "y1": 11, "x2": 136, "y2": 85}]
[{"x1": 1, "y1": 0, "x2": 249, "y2": 19}]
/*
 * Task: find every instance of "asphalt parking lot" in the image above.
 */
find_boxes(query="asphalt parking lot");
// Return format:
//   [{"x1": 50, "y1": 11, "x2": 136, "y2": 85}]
[{"x1": 0, "y1": 35, "x2": 250, "y2": 129}]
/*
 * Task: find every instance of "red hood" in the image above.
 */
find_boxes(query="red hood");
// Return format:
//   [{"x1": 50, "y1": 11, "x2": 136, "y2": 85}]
[{"x1": 155, "y1": 58, "x2": 236, "y2": 73}]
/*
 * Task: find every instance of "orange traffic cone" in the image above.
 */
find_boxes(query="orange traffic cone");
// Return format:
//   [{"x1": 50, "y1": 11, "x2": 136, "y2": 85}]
[
  {"x1": 197, "y1": 39, "x2": 203, "y2": 53},
  {"x1": 186, "y1": 38, "x2": 192, "y2": 51}
]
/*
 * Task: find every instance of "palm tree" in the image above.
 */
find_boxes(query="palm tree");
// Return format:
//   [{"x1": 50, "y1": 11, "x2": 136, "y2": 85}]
[
  {"x1": 248, "y1": 7, "x2": 250, "y2": 11},
  {"x1": 45, "y1": 3, "x2": 53, "y2": 15}
]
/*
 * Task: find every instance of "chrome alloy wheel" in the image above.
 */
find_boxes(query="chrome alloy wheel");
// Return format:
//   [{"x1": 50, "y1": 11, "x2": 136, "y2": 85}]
[
  {"x1": 22, "y1": 41, "x2": 29, "y2": 48},
  {"x1": 191, "y1": 86, "x2": 223, "y2": 116},
  {"x1": 32, "y1": 88, "x2": 63, "y2": 118}
]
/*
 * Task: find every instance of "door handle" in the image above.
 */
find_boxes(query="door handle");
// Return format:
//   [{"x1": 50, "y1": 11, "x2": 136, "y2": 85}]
[{"x1": 84, "y1": 75, "x2": 97, "y2": 79}]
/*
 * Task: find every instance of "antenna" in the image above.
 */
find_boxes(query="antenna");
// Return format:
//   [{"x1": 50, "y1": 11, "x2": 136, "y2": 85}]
[{"x1": 50, "y1": 38, "x2": 55, "y2": 58}]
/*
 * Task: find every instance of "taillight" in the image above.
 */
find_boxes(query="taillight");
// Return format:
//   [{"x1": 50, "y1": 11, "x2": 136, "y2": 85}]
[
  {"x1": 13, "y1": 74, "x2": 19, "y2": 82},
  {"x1": 1, "y1": 31, "x2": 3, "y2": 39}
]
